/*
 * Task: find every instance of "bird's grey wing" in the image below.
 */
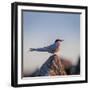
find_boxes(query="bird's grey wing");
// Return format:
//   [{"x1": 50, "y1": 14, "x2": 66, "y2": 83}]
[
  {"x1": 30, "y1": 46, "x2": 49, "y2": 52},
  {"x1": 29, "y1": 44, "x2": 57, "y2": 53},
  {"x1": 47, "y1": 44, "x2": 57, "y2": 53}
]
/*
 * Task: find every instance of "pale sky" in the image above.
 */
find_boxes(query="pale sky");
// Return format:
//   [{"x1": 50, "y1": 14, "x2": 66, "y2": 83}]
[{"x1": 22, "y1": 11, "x2": 80, "y2": 76}]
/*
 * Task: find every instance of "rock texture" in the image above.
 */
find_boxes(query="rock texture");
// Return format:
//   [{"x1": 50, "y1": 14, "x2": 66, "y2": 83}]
[{"x1": 38, "y1": 54, "x2": 72, "y2": 76}]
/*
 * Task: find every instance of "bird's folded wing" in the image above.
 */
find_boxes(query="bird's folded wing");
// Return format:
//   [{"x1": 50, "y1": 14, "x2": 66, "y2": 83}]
[{"x1": 34, "y1": 46, "x2": 49, "y2": 52}]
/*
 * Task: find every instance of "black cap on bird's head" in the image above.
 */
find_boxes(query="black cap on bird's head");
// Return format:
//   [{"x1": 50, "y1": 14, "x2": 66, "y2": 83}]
[{"x1": 55, "y1": 39, "x2": 64, "y2": 43}]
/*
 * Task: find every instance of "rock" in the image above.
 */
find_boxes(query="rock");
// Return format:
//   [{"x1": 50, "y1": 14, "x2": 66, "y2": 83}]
[{"x1": 38, "y1": 54, "x2": 72, "y2": 76}]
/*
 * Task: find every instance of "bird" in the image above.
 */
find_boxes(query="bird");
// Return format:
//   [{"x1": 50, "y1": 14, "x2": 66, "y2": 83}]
[{"x1": 29, "y1": 39, "x2": 64, "y2": 54}]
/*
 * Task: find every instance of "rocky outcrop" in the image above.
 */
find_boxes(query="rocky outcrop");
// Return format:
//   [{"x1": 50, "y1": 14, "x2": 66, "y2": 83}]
[
  {"x1": 38, "y1": 55, "x2": 72, "y2": 76},
  {"x1": 30, "y1": 55, "x2": 80, "y2": 77}
]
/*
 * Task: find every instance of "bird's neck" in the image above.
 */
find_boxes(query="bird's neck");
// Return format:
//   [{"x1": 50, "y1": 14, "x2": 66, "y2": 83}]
[{"x1": 54, "y1": 51, "x2": 61, "y2": 57}]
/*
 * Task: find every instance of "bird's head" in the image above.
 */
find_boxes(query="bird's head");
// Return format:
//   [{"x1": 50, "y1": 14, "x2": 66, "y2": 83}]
[{"x1": 55, "y1": 39, "x2": 64, "y2": 47}]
